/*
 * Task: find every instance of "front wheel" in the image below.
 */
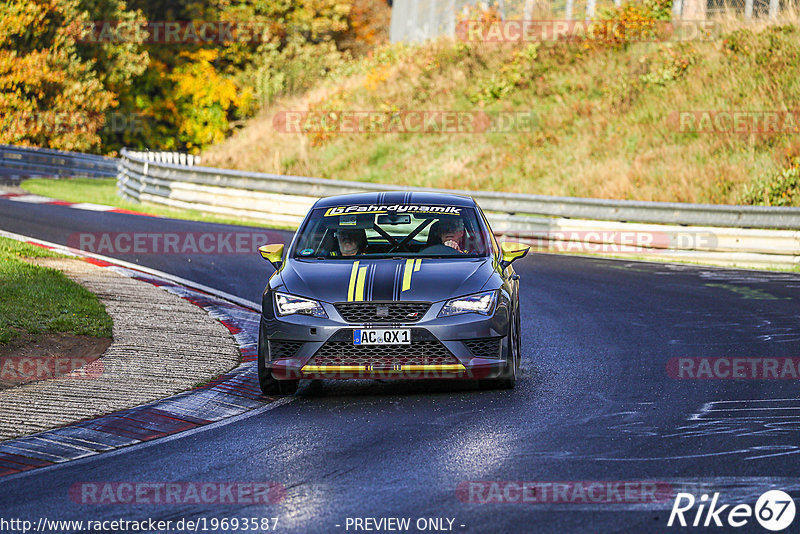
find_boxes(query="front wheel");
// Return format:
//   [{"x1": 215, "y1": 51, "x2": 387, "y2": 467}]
[
  {"x1": 478, "y1": 311, "x2": 518, "y2": 390},
  {"x1": 258, "y1": 352, "x2": 298, "y2": 395}
]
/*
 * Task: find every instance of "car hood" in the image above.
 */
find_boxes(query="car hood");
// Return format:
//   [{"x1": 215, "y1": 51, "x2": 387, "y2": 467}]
[{"x1": 277, "y1": 257, "x2": 496, "y2": 303}]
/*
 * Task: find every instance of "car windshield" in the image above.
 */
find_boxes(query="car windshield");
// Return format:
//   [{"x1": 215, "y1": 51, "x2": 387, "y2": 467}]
[{"x1": 292, "y1": 204, "x2": 491, "y2": 259}]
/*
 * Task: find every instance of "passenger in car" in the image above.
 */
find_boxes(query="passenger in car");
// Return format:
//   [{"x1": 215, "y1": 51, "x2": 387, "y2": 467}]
[{"x1": 438, "y1": 218, "x2": 466, "y2": 252}]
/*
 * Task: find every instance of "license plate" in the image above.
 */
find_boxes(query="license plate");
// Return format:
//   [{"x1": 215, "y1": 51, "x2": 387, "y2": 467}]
[{"x1": 353, "y1": 329, "x2": 411, "y2": 345}]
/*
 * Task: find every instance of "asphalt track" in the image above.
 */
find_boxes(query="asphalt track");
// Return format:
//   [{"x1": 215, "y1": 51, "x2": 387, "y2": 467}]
[{"x1": 1, "y1": 197, "x2": 800, "y2": 533}]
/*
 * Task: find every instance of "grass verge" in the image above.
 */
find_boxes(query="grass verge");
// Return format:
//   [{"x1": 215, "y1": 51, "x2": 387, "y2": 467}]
[
  {"x1": 203, "y1": 14, "x2": 800, "y2": 207},
  {"x1": 0, "y1": 237, "x2": 113, "y2": 343}
]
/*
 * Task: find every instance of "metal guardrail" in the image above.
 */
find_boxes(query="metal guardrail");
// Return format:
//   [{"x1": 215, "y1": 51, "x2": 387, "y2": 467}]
[
  {"x1": 0, "y1": 144, "x2": 791, "y2": 269},
  {"x1": 123, "y1": 151, "x2": 200, "y2": 166},
  {"x1": 119, "y1": 148, "x2": 800, "y2": 230},
  {"x1": 0, "y1": 144, "x2": 117, "y2": 183},
  {"x1": 117, "y1": 148, "x2": 799, "y2": 269},
  {"x1": 0, "y1": 145, "x2": 790, "y2": 269}
]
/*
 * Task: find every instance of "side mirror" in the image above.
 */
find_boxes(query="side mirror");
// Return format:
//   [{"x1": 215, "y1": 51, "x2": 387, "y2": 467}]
[
  {"x1": 500, "y1": 241, "x2": 530, "y2": 269},
  {"x1": 258, "y1": 244, "x2": 285, "y2": 270}
]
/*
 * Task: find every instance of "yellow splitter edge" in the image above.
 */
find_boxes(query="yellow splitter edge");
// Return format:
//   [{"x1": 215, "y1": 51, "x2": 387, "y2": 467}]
[{"x1": 301, "y1": 364, "x2": 467, "y2": 374}]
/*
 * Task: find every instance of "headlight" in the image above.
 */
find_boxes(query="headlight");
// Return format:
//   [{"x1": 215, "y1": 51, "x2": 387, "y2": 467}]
[
  {"x1": 439, "y1": 290, "x2": 497, "y2": 317},
  {"x1": 274, "y1": 292, "x2": 327, "y2": 318}
]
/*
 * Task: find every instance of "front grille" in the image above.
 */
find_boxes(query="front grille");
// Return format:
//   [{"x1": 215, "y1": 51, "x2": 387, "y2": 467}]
[
  {"x1": 306, "y1": 329, "x2": 458, "y2": 367},
  {"x1": 308, "y1": 342, "x2": 457, "y2": 366},
  {"x1": 463, "y1": 338, "x2": 502, "y2": 359},
  {"x1": 269, "y1": 340, "x2": 303, "y2": 360},
  {"x1": 335, "y1": 302, "x2": 430, "y2": 323}
]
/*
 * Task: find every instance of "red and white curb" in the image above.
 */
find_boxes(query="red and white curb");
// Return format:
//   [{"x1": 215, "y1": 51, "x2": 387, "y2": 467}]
[
  {"x1": 0, "y1": 189, "x2": 152, "y2": 217},
  {"x1": 0, "y1": 231, "x2": 283, "y2": 479}
]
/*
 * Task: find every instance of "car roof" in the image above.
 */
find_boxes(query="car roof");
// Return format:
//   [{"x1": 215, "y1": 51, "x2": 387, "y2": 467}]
[{"x1": 312, "y1": 191, "x2": 476, "y2": 208}]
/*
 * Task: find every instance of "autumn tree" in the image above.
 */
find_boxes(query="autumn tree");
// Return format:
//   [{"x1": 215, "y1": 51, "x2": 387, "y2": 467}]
[
  {"x1": 0, "y1": 0, "x2": 147, "y2": 152},
  {"x1": 1, "y1": 0, "x2": 389, "y2": 153}
]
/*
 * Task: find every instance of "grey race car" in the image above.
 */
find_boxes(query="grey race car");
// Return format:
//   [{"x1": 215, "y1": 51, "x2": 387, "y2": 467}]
[{"x1": 256, "y1": 192, "x2": 529, "y2": 394}]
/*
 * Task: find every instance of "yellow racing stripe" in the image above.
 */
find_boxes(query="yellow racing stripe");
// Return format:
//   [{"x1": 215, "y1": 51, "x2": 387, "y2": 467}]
[
  {"x1": 355, "y1": 266, "x2": 368, "y2": 301},
  {"x1": 402, "y1": 259, "x2": 414, "y2": 292},
  {"x1": 347, "y1": 261, "x2": 360, "y2": 301},
  {"x1": 401, "y1": 258, "x2": 423, "y2": 292}
]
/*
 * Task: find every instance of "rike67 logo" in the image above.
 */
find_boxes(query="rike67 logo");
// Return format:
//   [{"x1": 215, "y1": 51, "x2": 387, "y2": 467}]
[{"x1": 668, "y1": 490, "x2": 795, "y2": 531}]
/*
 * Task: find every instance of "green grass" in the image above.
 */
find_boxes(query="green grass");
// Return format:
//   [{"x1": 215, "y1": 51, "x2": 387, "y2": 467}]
[
  {"x1": 0, "y1": 237, "x2": 113, "y2": 343},
  {"x1": 21, "y1": 178, "x2": 291, "y2": 229}
]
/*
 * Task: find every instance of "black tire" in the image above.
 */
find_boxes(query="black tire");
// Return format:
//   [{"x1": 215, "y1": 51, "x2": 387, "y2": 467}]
[
  {"x1": 478, "y1": 307, "x2": 518, "y2": 390},
  {"x1": 514, "y1": 305, "x2": 522, "y2": 371},
  {"x1": 258, "y1": 350, "x2": 299, "y2": 395}
]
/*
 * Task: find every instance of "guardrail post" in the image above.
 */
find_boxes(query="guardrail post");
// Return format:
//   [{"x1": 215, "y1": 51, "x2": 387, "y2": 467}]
[
  {"x1": 672, "y1": 0, "x2": 683, "y2": 19},
  {"x1": 769, "y1": 0, "x2": 779, "y2": 18},
  {"x1": 523, "y1": 0, "x2": 534, "y2": 20}
]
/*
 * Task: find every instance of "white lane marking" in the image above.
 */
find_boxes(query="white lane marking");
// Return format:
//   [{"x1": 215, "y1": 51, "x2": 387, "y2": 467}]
[
  {"x1": 701, "y1": 415, "x2": 800, "y2": 419},
  {"x1": 6, "y1": 194, "x2": 52, "y2": 203},
  {"x1": 688, "y1": 401, "x2": 715, "y2": 421},
  {"x1": 692, "y1": 399, "x2": 800, "y2": 419},
  {"x1": 69, "y1": 203, "x2": 116, "y2": 211},
  {"x1": 0, "y1": 229, "x2": 260, "y2": 311},
  {"x1": 745, "y1": 449, "x2": 800, "y2": 461},
  {"x1": 593, "y1": 449, "x2": 781, "y2": 461},
  {"x1": 699, "y1": 270, "x2": 800, "y2": 283},
  {"x1": 580, "y1": 253, "x2": 800, "y2": 278},
  {"x1": 0, "y1": 397, "x2": 296, "y2": 483},
  {"x1": 0, "y1": 444, "x2": 67, "y2": 462},
  {"x1": 0, "y1": 191, "x2": 146, "y2": 214},
  {"x1": 707, "y1": 398, "x2": 800, "y2": 404},
  {"x1": 707, "y1": 407, "x2": 800, "y2": 412}
]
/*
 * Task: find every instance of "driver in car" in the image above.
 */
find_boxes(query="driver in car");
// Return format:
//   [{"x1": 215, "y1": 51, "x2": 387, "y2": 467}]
[{"x1": 336, "y1": 227, "x2": 367, "y2": 256}]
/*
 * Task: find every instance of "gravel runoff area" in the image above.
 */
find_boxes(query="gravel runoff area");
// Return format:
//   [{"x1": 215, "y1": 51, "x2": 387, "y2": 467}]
[{"x1": 0, "y1": 257, "x2": 240, "y2": 441}]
